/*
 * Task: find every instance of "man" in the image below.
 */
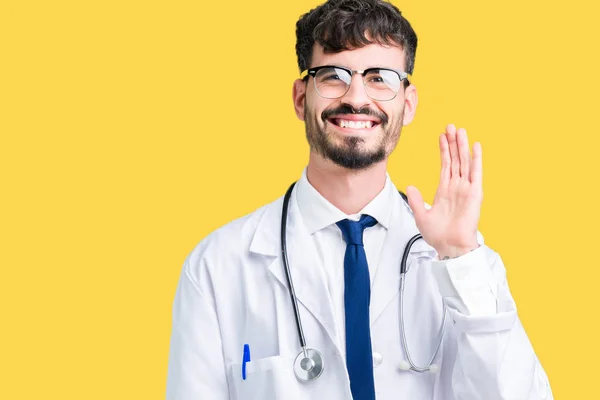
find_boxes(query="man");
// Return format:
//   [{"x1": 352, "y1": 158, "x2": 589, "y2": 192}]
[{"x1": 166, "y1": 0, "x2": 553, "y2": 398}]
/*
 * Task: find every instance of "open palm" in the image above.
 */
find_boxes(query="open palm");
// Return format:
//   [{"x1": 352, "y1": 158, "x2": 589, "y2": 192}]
[{"x1": 406, "y1": 124, "x2": 482, "y2": 258}]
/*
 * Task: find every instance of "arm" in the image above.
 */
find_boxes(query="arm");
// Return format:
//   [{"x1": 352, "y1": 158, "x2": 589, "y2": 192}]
[
  {"x1": 432, "y1": 245, "x2": 553, "y2": 399},
  {"x1": 166, "y1": 259, "x2": 230, "y2": 400},
  {"x1": 406, "y1": 124, "x2": 552, "y2": 399}
]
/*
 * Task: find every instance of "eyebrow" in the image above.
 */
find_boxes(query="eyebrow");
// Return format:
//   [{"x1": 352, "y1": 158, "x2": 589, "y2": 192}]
[{"x1": 322, "y1": 65, "x2": 396, "y2": 69}]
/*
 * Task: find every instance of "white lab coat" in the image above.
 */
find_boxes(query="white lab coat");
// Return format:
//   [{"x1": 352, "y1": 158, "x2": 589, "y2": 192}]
[{"x1": 166, "y1": 186, "x2": 553, "y2": 399}]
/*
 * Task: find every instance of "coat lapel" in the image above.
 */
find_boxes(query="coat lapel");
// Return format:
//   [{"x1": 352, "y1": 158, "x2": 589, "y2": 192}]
[
  {"x1": 248, "y1": 186, "x2": 437, "y2": 348},
  {"x1": 370, "y1": 195, "x2": 437, "y2": 325},
  {"x1": 249, "y1": 193, "x2": 341, "y2": 355}
]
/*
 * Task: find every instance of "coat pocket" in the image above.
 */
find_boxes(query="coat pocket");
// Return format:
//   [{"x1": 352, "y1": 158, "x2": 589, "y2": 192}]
[{"x1": 227, "y1": 355, "x2": 301, "y2": 400}]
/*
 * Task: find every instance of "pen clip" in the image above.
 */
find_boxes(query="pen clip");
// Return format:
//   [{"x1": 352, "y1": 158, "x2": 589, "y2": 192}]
[{"x1": 242, "y1": 344, "x2": 251, "y2": 380}]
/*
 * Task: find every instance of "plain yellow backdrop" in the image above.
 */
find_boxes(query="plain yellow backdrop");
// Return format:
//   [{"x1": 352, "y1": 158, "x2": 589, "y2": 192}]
[{"x1": 1, "y1": 0, "x2": 598, "y2": 398}]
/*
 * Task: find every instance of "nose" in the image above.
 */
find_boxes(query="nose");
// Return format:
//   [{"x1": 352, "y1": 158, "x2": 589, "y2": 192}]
[{"x1": 339, "y1": 73, "x2": 372, "y2": 111}]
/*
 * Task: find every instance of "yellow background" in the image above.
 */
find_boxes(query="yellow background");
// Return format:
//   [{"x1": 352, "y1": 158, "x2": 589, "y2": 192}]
[{"x1": 1, "y1": 0, "x2": 597, "y2": 398}]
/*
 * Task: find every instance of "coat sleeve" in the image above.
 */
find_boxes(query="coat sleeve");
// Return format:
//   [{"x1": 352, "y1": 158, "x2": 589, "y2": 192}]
[
  {"x1": 431, "y1": 245, "x2": 554, "y2": 400},
  {"x1": 166, "y1": 257, "x2": 230, "y2": 400}
]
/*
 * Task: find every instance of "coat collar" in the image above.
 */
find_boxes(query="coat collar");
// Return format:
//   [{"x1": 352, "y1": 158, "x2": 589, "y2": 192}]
[
  {"x1": 249, "y1": 184, "x2": 340, "y2": 353},
  {"x1": 295, "y1": 168, "x2": 394, "y2": 233},
  {"x1": 248, "y1": 177, "x2": 437, "y2": 352}
]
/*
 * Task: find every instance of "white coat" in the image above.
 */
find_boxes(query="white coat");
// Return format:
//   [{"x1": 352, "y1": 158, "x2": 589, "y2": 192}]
[{"x1": 166, "y1": 183, "x2": 553, "y2": 400}]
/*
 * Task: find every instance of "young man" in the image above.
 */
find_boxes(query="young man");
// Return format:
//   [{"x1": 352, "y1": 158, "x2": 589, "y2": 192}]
[{"x1": 166, "y1": 1, "x2": 553, "y2": 399}]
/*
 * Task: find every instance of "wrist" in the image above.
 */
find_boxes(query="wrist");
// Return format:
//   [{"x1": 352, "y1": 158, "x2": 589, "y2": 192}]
[{"x1": 436, "y1": 243, "x2": 479, "y2": 260}]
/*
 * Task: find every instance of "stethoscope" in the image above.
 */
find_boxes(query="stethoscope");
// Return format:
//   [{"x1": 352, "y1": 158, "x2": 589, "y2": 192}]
[{"x1": 281, "y1": 182, "x2": 447, "y2": 382}]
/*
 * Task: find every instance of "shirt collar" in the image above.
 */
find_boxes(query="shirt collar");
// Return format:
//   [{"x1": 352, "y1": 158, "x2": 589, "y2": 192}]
[{"x1": 295, "y1": 168, "x2": 395, "y2": 234}]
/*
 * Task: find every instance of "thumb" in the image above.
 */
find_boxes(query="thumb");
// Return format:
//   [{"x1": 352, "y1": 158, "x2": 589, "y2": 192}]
[{"x1": 406, "y1": 185, "x2": 427, "y2": 221}]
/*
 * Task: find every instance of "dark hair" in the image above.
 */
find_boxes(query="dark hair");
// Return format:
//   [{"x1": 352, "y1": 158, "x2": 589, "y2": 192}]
[{"x1": 295, "y1": 0, "x2": 418, "y2": 75}]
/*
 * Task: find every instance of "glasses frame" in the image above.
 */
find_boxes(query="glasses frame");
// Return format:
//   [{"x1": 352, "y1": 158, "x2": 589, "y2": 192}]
[{"x1": 301, "y1": 65, "x2": 410, "y2": 101}]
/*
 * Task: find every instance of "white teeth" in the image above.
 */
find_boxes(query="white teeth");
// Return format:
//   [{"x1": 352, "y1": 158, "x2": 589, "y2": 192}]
[{"x1": 338, "y1": 120, "x2": 374, "y2": 129}]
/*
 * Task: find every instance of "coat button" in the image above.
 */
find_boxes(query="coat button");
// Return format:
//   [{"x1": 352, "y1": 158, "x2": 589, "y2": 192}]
[{"x1": 372, "y1": 352, "x2": 383, "y2": 367}]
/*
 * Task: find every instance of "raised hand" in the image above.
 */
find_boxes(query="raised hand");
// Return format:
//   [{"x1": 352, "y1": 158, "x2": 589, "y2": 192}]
[{"x1": 406, "y1": 124, "x2": 482, "y2": 259}]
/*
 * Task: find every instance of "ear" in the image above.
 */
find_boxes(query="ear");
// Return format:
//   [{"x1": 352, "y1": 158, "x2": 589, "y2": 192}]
[
  {"x1": 292, "y1": 78, "x2": 307, "y2": 121},
  {"x1": 402, "y1": 83, "x2": 418, "y2": 126}
]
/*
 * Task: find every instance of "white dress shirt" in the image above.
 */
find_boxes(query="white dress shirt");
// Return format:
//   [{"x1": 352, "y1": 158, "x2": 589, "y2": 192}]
[
  {"x1": 166, "y1": 168, "x2": 554, "y2": 399},
  {"x1": 295, "y1": 168, "x2": 496, "y2": 353}
]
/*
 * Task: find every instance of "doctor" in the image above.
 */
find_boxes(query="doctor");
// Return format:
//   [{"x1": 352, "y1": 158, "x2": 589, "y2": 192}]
[{"x1": 166, "y1": 0, "x2": 553, "y2": 399}]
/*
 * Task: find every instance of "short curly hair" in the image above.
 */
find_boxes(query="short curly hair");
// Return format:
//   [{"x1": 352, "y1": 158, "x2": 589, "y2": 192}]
[{"x1": 295, "y1": 0, "x2": 418, "y2": 74}]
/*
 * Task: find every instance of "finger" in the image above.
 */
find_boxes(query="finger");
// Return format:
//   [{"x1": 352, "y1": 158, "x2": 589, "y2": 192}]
[
  {"x1": 446, "y1": 124, "x2": 459, "y2": 178},
  {"x1": 457, "y1": 128, "x2": 470, "y2": 179},
  {"x1": 406, "y1": 185, "x2": 427, "y2": 221},
  {"x1": 439, "y1": 133, "x2": 450, "y2": 189},
  {"x1": 470, "y1": 142, "x2": 483, "y2": 191}
]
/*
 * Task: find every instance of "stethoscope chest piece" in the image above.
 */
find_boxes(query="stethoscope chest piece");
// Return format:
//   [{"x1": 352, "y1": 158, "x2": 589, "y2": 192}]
[
  {"x1": 282, "y1": 182, "x2": 443, "y2": 381},
  {"x1": 294, "y1": 348, "x2": 324, "y2": 381}
]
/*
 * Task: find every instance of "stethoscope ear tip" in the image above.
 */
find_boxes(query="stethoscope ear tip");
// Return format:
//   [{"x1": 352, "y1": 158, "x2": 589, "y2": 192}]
[
  {"x1": 398, "y1": 360, "x2": 440, "y2": 373},
  {"x1": 398, "y1": 360, "x2": 411, "y2": 371}
]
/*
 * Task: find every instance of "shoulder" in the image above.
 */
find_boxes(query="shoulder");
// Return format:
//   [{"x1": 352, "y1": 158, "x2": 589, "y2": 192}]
[{"x1": 182, "y1": 196, "x2": 284, "y2": 291}]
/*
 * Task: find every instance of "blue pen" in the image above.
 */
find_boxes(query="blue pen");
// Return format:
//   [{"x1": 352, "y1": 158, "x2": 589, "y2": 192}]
[{"x1": 242, "y1": 344, "x2": 251, "y2": 380}]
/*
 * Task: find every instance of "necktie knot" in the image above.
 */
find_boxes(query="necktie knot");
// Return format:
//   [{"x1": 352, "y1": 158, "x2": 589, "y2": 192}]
[{"x1": 336, "y1": 214, "x2": 378, "y2": 246}]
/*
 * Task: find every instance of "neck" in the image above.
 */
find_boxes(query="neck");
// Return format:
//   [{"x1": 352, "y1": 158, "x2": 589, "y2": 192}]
[{"x1": 306, "y1": 152, "x2": 388, "y2": 215}]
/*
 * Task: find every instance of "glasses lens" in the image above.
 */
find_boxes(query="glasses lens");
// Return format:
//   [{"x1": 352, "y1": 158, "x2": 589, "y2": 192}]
[
  {"x1": 314, "y1": 67, "x2": 352, "y2": 99},
  {"x1": 364, "y1": 69, "x2": 401, "y2": 101}
]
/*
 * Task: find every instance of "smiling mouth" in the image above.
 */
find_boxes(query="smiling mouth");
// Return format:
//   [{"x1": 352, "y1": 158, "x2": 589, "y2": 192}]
[{"x1": 328, "y1": 118, "x2": 381, "y2": 130}]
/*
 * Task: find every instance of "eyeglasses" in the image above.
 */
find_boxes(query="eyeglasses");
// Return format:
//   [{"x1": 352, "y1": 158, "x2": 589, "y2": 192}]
[{"x1": 301, "y1": 65, "x2": 409, "y2": 101}]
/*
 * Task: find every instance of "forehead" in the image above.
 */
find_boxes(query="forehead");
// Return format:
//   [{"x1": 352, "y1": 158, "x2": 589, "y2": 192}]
[{"x1": 311, "y1": 43, "x2": 406, "y2": 71}]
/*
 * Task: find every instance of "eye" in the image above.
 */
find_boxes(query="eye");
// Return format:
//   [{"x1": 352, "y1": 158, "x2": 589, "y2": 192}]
[
  {"x1": 315, "y1": 67, "x2": 352, "y2": 85},
  {"x1": 367, "y1": 76, "x2": 384, "y2": 83},
  {"x1": 322, "y1": 74, "x2": 342, "y2": 81}
]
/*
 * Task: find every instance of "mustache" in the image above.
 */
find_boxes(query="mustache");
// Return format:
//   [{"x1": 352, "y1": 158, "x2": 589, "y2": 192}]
[{"x1": 321, "y1": 104, "x2": 388, "y2": 126}]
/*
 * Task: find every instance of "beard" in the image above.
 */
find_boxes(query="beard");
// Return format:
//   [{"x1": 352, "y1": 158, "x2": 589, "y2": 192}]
[{"x1": 304, "y1": 103, "x2": 404, "y2": 170}]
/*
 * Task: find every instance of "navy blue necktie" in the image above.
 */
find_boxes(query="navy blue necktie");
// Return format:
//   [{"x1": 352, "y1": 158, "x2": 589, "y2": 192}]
[{"x1": 336, "y1": 215, "x2": 378, "y2": 400}]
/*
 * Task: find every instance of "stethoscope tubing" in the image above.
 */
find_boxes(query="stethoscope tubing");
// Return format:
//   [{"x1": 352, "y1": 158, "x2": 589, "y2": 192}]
[
  {"x1": 281, "y1": 182, "x2": 307, "y2": 350},
  {"x1": 281, "y1": 181, "x2": 445, "y2": 379},
  {"x1": 399, "y1": 272, "x2": 447, "y2": 372},
  {"x1": 399, "y1": 233, "x2": 447, "y2": 372}
]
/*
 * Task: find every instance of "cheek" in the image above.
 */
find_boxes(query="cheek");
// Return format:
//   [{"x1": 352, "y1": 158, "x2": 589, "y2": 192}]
[
  {"x1": 307, "y1": 97, "x2": 335, "y2": 122},
  {"x1": 382, "y1": 100, "x2": 404, "y2": 120}
]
